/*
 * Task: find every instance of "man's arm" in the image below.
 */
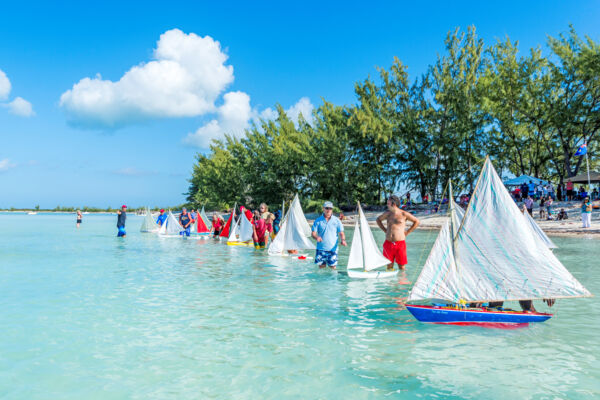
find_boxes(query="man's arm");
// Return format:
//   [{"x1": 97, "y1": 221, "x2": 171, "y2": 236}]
[
  {"x1": 376, "y1": 212, "x2": 388, "y2": 233},
  {"x1": 403, "y1": 211, "x2": 420, "y2": 236},
  {"x1": 339, "y1": 231, "x2": 347, "y2": 246},
  {"x1": 311, "y1": 230, "x2": 322, "y2": 242}
]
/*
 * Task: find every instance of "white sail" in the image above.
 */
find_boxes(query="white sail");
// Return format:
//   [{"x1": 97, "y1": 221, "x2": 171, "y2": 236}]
[
  {"x1": 268, "y1": 195, "x2": 315, "y2": 255},
  {"x1": 200, "y1": 206, "x2": 212, "y2": 230},
  {"x1": 161, "y1": 211, "x2": 183, "y2": 236},
  {"x1": 523, "y1": 209, "x2": 557, "y2": 249},
  {"x1": 347, "y1": 218, "x2": 364, "y2": 270},
  {"x1": 228, "y1": 213, "x2": 253, "y2": 243},
  {"x1": 290, "y1": 194, "x2": 312, "y2": 237},
  {"x1": 140, "y1": 207, "x2": 158, "y2": 232},
  {"x1": 227, "y1": 216, "x2": 240, "y2": 242},
  {"x1": 239, "y1": 213, "x2": 254, "y2": 242},
  {"x1": 347, "y1": 204, "x2": 390, "y2": 271},
  {"x1": 409, "y1": 158, "x2": 591, "y2": 302}
]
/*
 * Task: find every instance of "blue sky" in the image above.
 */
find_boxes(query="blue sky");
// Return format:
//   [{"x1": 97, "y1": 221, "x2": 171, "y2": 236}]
[{"x1": 1, "y1": 1, "x2": 599, "y2": 208}]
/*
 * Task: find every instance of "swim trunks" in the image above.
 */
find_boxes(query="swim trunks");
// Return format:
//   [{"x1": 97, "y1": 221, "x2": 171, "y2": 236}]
[
  {"x1": 315, "y1": 249, "x2": 338, "y2": 266},
  {"x1": 383, "y1": 240, "x2": 407, "y2": 266},
  {"x1": 117, "y1": 227, "x2": 126, "y2": 237},
  {"x1": 77, "y1": 219, "x2": 82, "y2": 224},
  {"x1": 254, "y1": 240, "x2": 266, "y2": 249},
  {"x1": 180, "y1": 227, "x2": 191, "y2": 237}
]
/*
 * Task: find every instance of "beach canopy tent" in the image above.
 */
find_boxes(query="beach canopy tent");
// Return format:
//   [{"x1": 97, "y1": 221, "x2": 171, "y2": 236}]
[
  {"x1": 567, "y1": 171, "x2": 600, "y2": 184},
  {"x1": 503, "y1": 175, "x2": 550, "y2": 187}
]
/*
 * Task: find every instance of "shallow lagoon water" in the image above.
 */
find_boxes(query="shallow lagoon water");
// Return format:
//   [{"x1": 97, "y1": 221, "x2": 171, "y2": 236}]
[{"x1": 0, "y1": 212, "x2": 598, "y2": 399}]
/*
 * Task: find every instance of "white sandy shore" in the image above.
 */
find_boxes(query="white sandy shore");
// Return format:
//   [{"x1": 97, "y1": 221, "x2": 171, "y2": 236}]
[{"x1": 307, "y1": 201, "x2": 600, "y2": 238}]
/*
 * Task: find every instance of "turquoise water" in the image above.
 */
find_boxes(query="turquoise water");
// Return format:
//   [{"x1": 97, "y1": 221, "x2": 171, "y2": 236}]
[{"x1": 0, "y1": 212, "x2": 598, "y2": 399}]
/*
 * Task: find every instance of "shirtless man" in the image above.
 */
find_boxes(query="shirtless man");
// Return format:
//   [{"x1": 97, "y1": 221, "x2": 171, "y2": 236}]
[{"x1": 376, "y1": 195, "x2": 420, "y2": 271}]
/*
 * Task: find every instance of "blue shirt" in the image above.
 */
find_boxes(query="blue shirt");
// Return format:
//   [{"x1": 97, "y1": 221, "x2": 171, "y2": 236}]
[
  {"x1": 156, "y1": 214, "x2": 167, "y2": 225},
  {"x1": 312, "y1": 214, "x2": 344, "y2": 252},
  {"x1": 528, "y1": 183, "x2": 535, "y2": 193}
]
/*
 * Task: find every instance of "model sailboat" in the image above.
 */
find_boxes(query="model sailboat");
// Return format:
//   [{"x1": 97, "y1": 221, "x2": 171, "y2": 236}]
[
  {"x1": 193, "y1": 206, "x2": 212, "y2": 237},
  {"x1": 200, "y1": 206, "x2": 212, "y2": 230},
  {"x1": 158, "y1": 210, "x2": 184, "y2": 236},
  {"x1": 227, "y1": 210, "x2": 254, "y2": 246},
  {"x1": 268, "y1": 194, "x2": 315, "y2": 256},
  {"x1": 219, "y1": 204, "x2": 236, "y2": 240},
  {"x1": 347, "y1": 202, "x2": 398, "y2": 279},
  {"x1": 140, "y1": 207, "x2": 159, "y2": 233},
  {"x1": 406, "y1": 158, "x2": 591, "y2": 327}
]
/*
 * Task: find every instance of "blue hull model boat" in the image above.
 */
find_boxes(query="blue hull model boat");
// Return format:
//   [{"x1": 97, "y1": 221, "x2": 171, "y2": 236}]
[{"x1": 406, "y1": 305, "x2": 552, "y2": 328}]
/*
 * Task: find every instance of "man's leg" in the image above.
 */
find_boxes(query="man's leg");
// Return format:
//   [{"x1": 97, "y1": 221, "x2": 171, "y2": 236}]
[
  {"x1": 382, "y1": 240, "x2": 395, "y2": 271},
  {"x1": 328, "y1": 251, "x2": 338, "y2": 270},
  {"x1": 315, "y1": 250, "x2": 326, "y2": 268},
  {"x1": 397, "y1": 240, "x2": 408, "y2": 271}
]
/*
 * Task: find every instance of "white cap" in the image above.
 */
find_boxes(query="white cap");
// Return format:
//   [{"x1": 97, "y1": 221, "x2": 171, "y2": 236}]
[{"x1": 323, "y1": 201, "x2": 334, "y2": 208}]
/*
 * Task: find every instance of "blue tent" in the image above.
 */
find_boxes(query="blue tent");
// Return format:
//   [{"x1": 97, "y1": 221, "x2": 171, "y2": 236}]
[{"x1": 503, "y1": 175, "x2": 550, "y2": 186}]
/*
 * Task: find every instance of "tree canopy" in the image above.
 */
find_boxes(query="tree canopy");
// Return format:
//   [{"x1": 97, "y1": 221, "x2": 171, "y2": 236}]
[{"x1": 187, "y1": 26, "x2": 599, "y2": 210}]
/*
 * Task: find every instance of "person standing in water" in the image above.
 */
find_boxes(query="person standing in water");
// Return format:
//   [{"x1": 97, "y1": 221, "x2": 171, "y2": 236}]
[
  {"x1": 376, "y1": 195, "x2": 420, "y2": 271},
  {"x1": 76, "y1": 210, "x2": 82, "y2": 228},
  {"x1": 156, "y1": 209, "x2": 167, "y2": 226},
  {"x1": 179, "y1": 207, "x2": 192, "y2": 237},
  {"x1": 116, "y1": 205, "x2": 127, "y2": 237},
  {"x1": 311, "y1": 201, "x2": 346, "y2": 269}
]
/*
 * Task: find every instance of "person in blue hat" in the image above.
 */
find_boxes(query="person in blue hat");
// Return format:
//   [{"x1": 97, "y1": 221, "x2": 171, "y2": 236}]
[{"x1": 311, "y1": 201, "x2": 346, "y2": 269}]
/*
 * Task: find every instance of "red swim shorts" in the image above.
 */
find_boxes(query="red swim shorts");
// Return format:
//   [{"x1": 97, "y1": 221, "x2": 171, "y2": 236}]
[{"x1": 383, "y1": 240, "x2": 407, "y2": 266}]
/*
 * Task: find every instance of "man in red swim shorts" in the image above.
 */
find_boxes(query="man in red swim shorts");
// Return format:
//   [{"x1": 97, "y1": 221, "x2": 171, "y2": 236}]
[{"x1": 376, "y1": 195, "x2": 420, "y2": 271}]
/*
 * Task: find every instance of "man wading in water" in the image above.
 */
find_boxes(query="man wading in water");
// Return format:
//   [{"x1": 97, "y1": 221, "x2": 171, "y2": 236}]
[{"x1": 376, "y1": 195, "x2": 420, "y2": 271}]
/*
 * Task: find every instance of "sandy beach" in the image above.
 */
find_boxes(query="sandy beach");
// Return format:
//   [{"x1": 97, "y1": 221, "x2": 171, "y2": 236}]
[{"x1": 309, "y1": 201, "x2": 600, "y2": 238}]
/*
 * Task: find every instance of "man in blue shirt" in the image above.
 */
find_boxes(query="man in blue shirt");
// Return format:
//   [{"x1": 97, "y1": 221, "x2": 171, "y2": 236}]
[
  {"x1": 179, "y1": 207, "x2": 192, "y2": 237},
  {"x1": 156, "y1": 209, "x2": 167, "y2": 226},
  {"x1": 116, "y1": 205, "x2": 127, "y2": 237},
  {"x1": 311, "y1": 201, "x2": 346, "y2": 269}
]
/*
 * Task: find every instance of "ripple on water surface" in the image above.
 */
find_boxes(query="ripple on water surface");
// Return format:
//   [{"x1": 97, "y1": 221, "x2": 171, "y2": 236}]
[{"x1": 0, "y1": 213, "x2": 598, "y2": 399}]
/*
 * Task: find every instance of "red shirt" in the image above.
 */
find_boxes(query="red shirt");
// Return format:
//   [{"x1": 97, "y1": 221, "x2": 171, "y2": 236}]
[
  {"x1": 254, "y1": 218, "x2": 272, "y2": 239},
  {"x1": 566, "y1": 181, "x2": 574, "y2": 190},
  {"x1": 213, "y1": 219, "x2": 222, "y2": 230}
]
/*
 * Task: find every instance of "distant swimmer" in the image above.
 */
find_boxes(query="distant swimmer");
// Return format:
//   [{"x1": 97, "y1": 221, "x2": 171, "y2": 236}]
[
  {"x1": 376, "y1": 195, "x2": 420, "y2": 271},
  {"x1": 156, "y1": 209, "x2": 167, "y2": 226},
  {"x1": 179, "y1": 207, "x2": 192, "y2": 236},
  {"x1": 117, "y1": 205, "x2": 127, "y2": 237},
  {"x1": 76, "y1": 210, "x2": 82, "y2": 228}
]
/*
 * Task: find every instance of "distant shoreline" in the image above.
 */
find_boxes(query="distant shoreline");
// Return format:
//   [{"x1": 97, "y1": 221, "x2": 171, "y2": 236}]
[{"x1": 5, "y1": 203, "x2": 599, "y2": 239}]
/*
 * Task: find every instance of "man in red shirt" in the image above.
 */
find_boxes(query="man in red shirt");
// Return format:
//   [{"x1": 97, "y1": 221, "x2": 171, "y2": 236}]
[{"x1": 253, "y1": 209, "x2": 272, "y2": 249}]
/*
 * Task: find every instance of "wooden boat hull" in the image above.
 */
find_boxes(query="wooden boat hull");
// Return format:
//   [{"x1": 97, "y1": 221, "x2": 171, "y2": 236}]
[
  {"x1": 406, "y1": 304, "x2": 552, "y2": 328},
  {"x1": 347, "y1": 269, "x2": 399, "y2": 279}
]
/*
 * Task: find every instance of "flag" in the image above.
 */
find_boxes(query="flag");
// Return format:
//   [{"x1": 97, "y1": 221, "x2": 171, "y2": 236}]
[{"x1": 575, "y1": 143, "x2": 587, "y2": 156}]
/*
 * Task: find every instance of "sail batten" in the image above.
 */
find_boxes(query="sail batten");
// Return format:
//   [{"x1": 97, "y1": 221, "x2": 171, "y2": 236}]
[{"x1": 409, "y1": 158, "x2": 591, "y2": 302}]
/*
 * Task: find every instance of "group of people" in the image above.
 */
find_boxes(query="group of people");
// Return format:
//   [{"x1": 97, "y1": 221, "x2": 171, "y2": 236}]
[
  {"x1": 119, "y1": 197, "x2": 421, "y2": 272},
  {"x1": 512, "y1": 181, "x2": 555, "y2": 202}
]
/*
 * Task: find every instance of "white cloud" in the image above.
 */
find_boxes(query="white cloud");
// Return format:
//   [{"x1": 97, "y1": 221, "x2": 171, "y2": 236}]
[
  {"x1": 0, "y1": 158, "x2": 16, "y2": 172},
  {"x1": 60, "y1": 29, "x2": 234, "y2": 128},
  {"x1": 6, "y1": 97, "x2": 34, "y2": 117},
  {"x1": 284, "y1": 97, "x2": 314, "y2": 125},
  {"x1": 0, "y1": 69, "x2": 34, "y2": 117},
  {"x1": 0, "y1": 69, "x2": 10, "y2": 100},
  {"x1": 183, "y1": 96, "x2": 315, "y2": 148},
  {"x1": 183, "y1": 91, "x2": 252, "y2": 147}
]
